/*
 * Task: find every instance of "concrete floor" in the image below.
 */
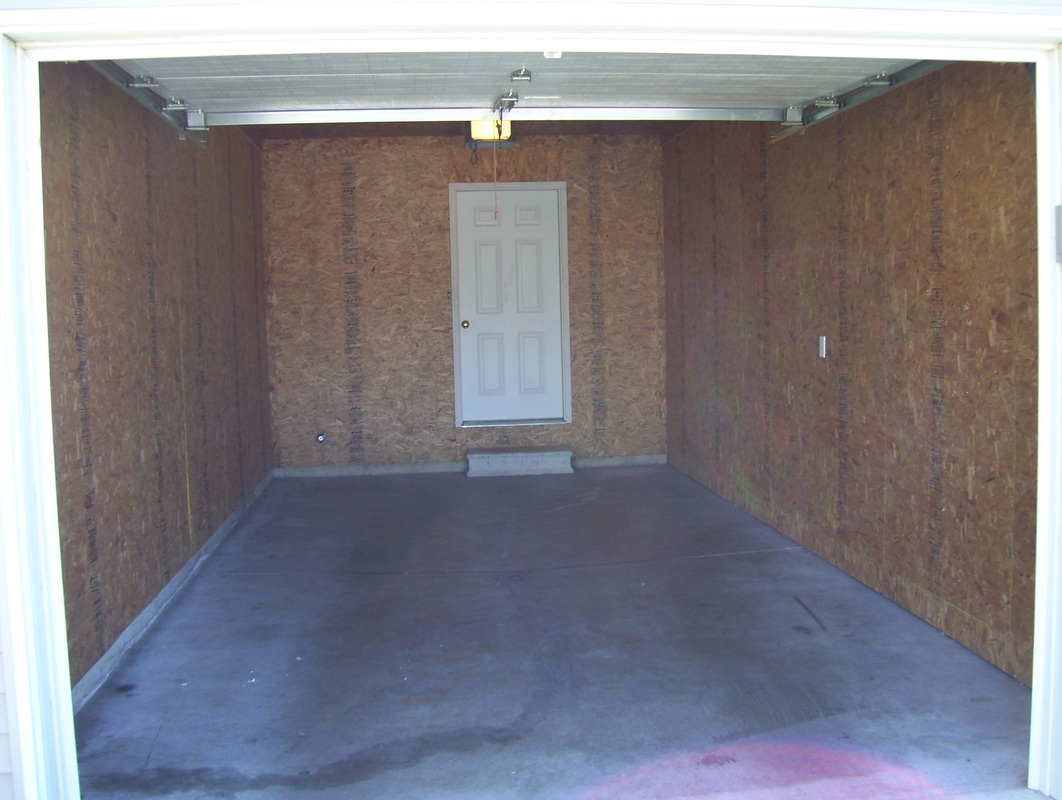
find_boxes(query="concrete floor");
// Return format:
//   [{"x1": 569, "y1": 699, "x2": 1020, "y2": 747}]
[{"x1": 75, "y1": 465, "x2": 1040, "y2": 799}]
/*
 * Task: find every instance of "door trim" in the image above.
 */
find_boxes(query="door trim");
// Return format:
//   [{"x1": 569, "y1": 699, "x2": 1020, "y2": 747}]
[
  {"x1": 0, "y1": 36, "x2": 81, "y2": 799},
  {"x1": 1030, "y1": 42, "x2": 1062, "y2": 798},
  {"x1": 449, "y1": 181, "x2": 571, "y2": 428}
]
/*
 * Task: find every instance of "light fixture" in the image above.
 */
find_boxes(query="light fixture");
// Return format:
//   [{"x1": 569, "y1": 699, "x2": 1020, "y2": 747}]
[
  {"x1": 466, "y1": 89, "x2": 519, "y2": 160},
  {"x1": 469, "y1": 118, "x2": 512, "y2": 142},
  {"x1": 469, "y1": 90, "x2": 518, "y2": 144}
]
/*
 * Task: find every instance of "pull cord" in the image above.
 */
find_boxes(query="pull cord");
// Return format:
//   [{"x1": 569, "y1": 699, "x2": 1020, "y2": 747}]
[{"x1": 493, "y1": 118, "x2": 500, "y2": 219}]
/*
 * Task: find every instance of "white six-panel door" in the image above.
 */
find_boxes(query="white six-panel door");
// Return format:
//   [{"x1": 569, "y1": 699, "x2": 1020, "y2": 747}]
[{"x1": 450, "y1": 182, "x2": 571, "y2": 427}]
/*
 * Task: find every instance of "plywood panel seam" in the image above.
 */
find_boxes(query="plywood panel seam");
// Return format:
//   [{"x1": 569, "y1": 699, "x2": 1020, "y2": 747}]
[
  {"x1": 587, "y1": 149, "x2": 608, "y2": 453},
  {"x1": 226, "y1": 139, "x2": 248, "y2": 499},
  {"x1": 64, "y1": 71, "x2": 107, "y2": 661},
  {"x1": 836, "y1": 116, "x2": 851, "y2": 543},
  {"x1": 142, "y1": 115, "x2": 171, "y2": 585}
]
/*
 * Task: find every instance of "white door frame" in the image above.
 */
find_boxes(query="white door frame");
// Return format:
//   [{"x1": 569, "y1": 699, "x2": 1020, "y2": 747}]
[
  {"x1": 0, "y1": 34, "x2": 81, "y2": 800},
  {"x1": 1, "y1": 5, "x2": 1062, "y2": 798}
]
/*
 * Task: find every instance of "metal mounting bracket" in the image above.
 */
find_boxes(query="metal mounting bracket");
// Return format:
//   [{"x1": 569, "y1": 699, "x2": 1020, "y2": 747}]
[
  {"x1": 87, "y1": 61, "x2": 207, "y2": 146},
  {"x1": 771, "y1": 61, "x2": 951, "y2": 143}
]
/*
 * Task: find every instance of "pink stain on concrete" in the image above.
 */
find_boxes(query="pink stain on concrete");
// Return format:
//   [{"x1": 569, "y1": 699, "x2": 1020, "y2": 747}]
[{"x1": 576, "y1": 742, "x2": 960, "y2": 800}]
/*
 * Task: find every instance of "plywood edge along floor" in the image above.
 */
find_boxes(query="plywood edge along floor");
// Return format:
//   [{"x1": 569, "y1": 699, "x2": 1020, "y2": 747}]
[{"x1": 74, "y1": 466, "x2": 1036, "y2": 799}]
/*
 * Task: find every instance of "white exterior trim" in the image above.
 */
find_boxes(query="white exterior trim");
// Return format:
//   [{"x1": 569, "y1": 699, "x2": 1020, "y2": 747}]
[
  {"x1": 0, "y1": 34, "x2": 81, "y2": 800},
  {"x1": 1, "y1": 3, "x2": 1061, "y2": 59},
  {"x1": 0, "y1": 5, "x2": 1060, "y2": 799}
]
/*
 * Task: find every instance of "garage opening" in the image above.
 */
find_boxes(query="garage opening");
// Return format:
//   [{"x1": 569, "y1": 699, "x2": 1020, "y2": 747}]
[{"x1": 15, "y1": 43, "x2": 1050, "y2": 799}]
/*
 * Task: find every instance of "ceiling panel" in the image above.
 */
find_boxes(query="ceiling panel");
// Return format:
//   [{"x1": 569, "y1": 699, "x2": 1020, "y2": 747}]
[{"x1": 111, "y1": 51, "x2": 925, "y2": 125}]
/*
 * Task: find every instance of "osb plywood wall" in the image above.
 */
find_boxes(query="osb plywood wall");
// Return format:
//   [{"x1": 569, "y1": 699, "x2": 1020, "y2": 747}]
[
  {"x1": 263, "y1": 134, "x2": 665, "y2": 466},
  {"x1": 41, "y1": 63, "x2": 272, "y2": 683},
  {"x1": 664, "y1": 62, "x2": 1037, "y2": 682}
]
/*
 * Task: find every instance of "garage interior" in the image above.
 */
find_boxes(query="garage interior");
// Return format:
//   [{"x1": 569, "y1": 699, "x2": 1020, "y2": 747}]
[{"x1": 40, "y1": 52, "x2": 1038, "y2": 797}]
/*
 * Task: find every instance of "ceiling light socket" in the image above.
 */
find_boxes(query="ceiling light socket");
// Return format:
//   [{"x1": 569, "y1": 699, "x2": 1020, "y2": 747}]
[
  {"x1": 543, "y1": 50, "x2": 563, "y2": 59},
  {"x1": 510, "y1": 68, "x2": 532, "y2": 82}
]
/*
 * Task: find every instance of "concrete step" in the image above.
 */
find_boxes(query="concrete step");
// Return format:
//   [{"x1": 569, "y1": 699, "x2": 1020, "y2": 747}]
[{"x1": 465, "y1": 446, "x2": 574, "y2": 477}]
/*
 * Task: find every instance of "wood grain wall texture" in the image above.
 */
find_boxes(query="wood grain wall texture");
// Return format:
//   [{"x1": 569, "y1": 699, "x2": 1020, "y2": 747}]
[
  {"x1": 40, "y1": 63, "x2": 273, "y2": 684},
  {"x1": 664, "y1": 62, "x2": 1037, "y2": 682},
  {"x1": 263, "y1": 134, "x2": 665, "y2": 466}
]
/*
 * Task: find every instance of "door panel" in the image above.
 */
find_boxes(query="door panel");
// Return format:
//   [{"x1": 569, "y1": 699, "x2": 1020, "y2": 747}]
[
  {"x1": 477, "y1": 333, "x2": 505, "y2": 395},
  {"x1": 475, "y1": 242, "x2": 503, "y2": 314},
  {"x1": 517, "y1": 242, "x2": 543, "y2": 312},
  {"x1": 519, "y1": 332, "x2": 546, "y2": 394},
  {"x1": 450, "y1": 182, "x2": 570, "y2": 426}
]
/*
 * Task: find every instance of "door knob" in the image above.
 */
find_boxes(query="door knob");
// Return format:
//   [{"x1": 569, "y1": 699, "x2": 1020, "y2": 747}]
[{"x1": 461, "y1": 320, "x2": 470, "y2": 328}]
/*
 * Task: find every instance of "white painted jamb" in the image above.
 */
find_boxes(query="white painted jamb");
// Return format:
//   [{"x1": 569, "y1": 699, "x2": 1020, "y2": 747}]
[
  {"x1": 4, "y1": 3, "x2": 1062, "y2": 62},
  {"x1": 0, "y1": 34, "x2": 81, "y2": 800},
  {"x1": 1029, "y1": 42, "x2": 1062, "y2": 800}
]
